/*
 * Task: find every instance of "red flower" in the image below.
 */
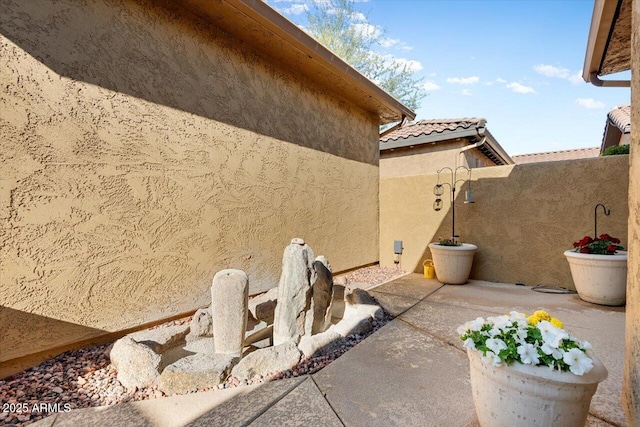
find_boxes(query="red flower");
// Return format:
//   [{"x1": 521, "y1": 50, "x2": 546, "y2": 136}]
[
  {"x1": 599, "y1": 234, "x2": 611, "y2": 241},
  {"x1": 611, "y1": 237, "x2": 621, "y2": 244},
  {"x1": 578, "y1": 236, "x2": 592, "y2": 247},
  {"x1": 606, "y1": 245, "x2": 617, "y2": 253},
  {"x1": 580, "y1": 247, "x2": 591, "y2": 254}
]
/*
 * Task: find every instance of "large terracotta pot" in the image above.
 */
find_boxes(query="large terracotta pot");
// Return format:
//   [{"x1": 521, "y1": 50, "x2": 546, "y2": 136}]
[
  {"x1": 564, "y1": 250, "x2": 627, "y2": 306},
  {"x1": 428, "y1": 243, "x2": 477, "y2": 285},
  {"x1": 467, "y1": 349, "x2": 608, "y2": 427}
]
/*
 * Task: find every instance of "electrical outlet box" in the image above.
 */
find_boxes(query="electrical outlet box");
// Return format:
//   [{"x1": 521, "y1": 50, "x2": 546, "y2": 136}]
[{"x1": 394, "y1": 240, "x2": 403, "y2": 255}]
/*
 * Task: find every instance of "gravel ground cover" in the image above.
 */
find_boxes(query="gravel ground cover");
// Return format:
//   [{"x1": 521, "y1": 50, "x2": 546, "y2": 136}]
[{"x1": 0, "y1": 265, "x2": 405, "y2": 426}]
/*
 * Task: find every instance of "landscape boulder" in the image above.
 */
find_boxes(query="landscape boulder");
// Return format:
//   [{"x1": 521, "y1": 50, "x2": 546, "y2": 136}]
[{"x1": 110, "y1": 336, "x2": 162, "y2": 390}]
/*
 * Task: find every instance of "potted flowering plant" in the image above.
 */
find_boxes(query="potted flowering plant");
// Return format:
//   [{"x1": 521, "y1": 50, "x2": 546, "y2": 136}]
[
  {"x1": 564, "y1": 234, "x2": 627, "y2": 306},
  {"x1": 458, "y1": 310, "x2": 608, "y2": 427},
  {"x1": 428, "y1": 237, "x2": 477, "y2": 285}
]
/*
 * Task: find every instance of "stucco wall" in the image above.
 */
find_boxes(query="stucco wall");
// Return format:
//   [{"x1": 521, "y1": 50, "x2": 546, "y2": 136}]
[
  {"x1": 0, "y1": 0, "x2": 380, "y2": 368},
  {"x1": 623, "y1": 0, "x2": 639, "y2": 422},
  {"x1": 380, "y1": 156, "x2": 629, "y2": 288},
  {"x1": 380, "y1": 139, "x2": 494, "y2": 178}
]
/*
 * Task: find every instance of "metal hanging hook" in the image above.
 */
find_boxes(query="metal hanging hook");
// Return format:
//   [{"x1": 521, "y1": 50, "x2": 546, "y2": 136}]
[{"x1": 594, "y1": 203, "x2": 610, "y2": 238}]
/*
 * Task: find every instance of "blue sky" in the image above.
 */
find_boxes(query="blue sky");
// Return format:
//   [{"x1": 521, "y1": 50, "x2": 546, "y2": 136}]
[{"x1": 268, "y1": 0, "x2": 631, "y2": 156}]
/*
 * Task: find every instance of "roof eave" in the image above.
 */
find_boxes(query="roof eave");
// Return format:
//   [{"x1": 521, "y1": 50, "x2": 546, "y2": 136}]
[
  {"x1": 187, "y1": 0, "x2": 415, "y2": 124},
  {"x1": 379, "y1": 128, "x2": 479, "y2": 151},
  {"x1": 583, "y1": 0, "x2": 632, "y2": 86},
  {"x1": 482, "y1": 129, "x2": 514, "y2": 165},
  {"x1": 583, "y1": 0, "x2": 619, "y2": 83}
]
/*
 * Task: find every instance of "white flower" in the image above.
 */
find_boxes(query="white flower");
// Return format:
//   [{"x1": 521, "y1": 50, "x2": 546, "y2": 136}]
[
  {"x1": 463, "y1": 338, "x2": 476, "y2": 350},
  {"x1": 581, "y1": 340, "x2": 592, "y2": 350},
  {"x1": 517, "y1": 343, "x2": 540, "y2": 365},
  {"x1": 482, "y1": 351, "x2": 503, "y2": 367},
  {"x1": 537, "y1": 321, "x2": 569, "y2": 347},
  {"x1": 457, "y1": 317, "x2": 485, "y2": 335},
  {"x1": 509, "y1": 311, "x2": 527, "y2": 322},
  {"x1": 514, "y1": 327, "x2": 529, "y2": 343},
  {"x1": 541, "y1": 342, "x2": 563, "y2": 359},
  {"x1": 488, "y1": 315, "x2": 511, "y2": 331},
  {"x1": 563, "y1": 348, "x2": 594, "y2": 375},
  {"x1": 485, "y1": 338, "x2": 507, "y2": 355}
]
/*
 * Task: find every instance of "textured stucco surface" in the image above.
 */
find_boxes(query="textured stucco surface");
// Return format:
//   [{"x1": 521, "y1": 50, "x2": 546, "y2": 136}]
[
  {"x1": 380, "y1": 139, "x2": 494, "y2": 178},
  {"x1": 380, "y1": 156, "x2": 629, "y2": 289},
  {"x1": 623, "y1": 1, "x2": 639, "y2": 423},
  {"x1": 0, "y1": 0, "x2": 379, "y2": 365}
]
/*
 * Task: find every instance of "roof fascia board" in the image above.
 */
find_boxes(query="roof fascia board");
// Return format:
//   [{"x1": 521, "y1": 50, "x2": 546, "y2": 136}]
[
  {"x1": 583, "y1": 0, "x2": 620, "y2": 82},
  {"x1": 379, "y1": 128, "x2": 478, "y2": 150},
  {"x1": 224, "y1": 0, "x2": 415, "y2": 121},
  {"x1": 483, "y1": 130, "x2": 514, "y2": 165}
]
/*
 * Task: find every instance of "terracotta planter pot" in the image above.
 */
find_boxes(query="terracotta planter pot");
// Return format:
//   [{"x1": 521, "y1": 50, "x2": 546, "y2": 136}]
[
  {"x1": 467, "y1": 349, "x2": 608, "y2": 427},
  {"x1": 428, "y1": 243, "x2": 477, "y2": 285},
  {"x1": 564, "y1": 250, "x2": 627, "y2": 306}
]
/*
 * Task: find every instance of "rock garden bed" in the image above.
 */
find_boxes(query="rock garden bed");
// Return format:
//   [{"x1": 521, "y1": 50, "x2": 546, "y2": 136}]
[{"x1": 0, "y1": 264, "x2": 404, "y2": 426}]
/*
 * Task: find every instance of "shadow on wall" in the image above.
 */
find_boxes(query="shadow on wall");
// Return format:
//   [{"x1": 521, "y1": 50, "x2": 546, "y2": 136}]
[
  {"x1": 0, "y1": 306, "x2": 107, "y2": 378},
  {"x1": 383, "y1": 157, "x2": 629, "y2": 289},
  {"x1": 0, "y1": 0, "x2": 373, "y2": 164}
]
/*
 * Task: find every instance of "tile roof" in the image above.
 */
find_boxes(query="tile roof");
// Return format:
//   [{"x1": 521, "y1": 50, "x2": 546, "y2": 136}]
[
  {"x1": 607, "y1": 105, "x2": 631, "y2": 133},
  {"x1": 380, "y1": 118, "x2": 486, "y2": 142},
  {"x1": 512, "y1": 147, "x2": 600, "y2": 164}
]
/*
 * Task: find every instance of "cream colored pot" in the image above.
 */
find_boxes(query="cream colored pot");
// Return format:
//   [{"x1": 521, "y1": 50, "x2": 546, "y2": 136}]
[
  {"x1": 428, "y1": 243, "x2": 477, "y2": 285},
  {"x1": 564, "y1": 250, "x2": 627, "y2": 306},
  {"x1": 467, "y1": 349, "x2": 608, "y2": 427}
]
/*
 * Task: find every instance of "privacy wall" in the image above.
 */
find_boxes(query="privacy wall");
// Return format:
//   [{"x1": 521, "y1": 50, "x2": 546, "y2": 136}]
[
  {"x1": 380, "y1": 156, "x2": 629, "y2": 288},
  {"x1": 0, "y1": 0, "x2": 380, "y2": 372}
]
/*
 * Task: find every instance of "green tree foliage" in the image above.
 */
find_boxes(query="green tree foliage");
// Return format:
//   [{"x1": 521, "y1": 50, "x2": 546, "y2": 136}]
[
  {"x1": 602, "y1": 144, "x2": 629, "y2": 156},
  {"x1": 305, "y1": 0, "x2": 426, "y2": 111}
]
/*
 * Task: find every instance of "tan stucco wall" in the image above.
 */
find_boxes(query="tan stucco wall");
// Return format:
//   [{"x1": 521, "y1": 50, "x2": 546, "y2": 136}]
[
  {"x1": 0, "y1": 0, "x2": 380, "y2": 368},
  {"x1": 380, "y1": 156, "x2": 629, "y2": 288},
  {"x1": 623, "y1": 0, "x2": 640, "y2": 422},
  {"x1": 380, "y1": 138, "x2": 494, "y2": 178}
]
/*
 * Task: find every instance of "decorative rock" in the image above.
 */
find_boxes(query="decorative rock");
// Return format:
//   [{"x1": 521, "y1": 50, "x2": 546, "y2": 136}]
[
  {"x1": 298, "y1": 330, "x2": 345, "y2": 358},
  {"x1": 186, "y1": 308, "x2": 213, "y2": 342},
  {"x1": 212, "y1": 269, "x2": 249, "y2": 358},
  {"x1": 305, "y1": 256, "x2": 334, "y2": 335},
  {"x1": 345, "y1": 288, "x2": 378, "y2": 307},
  {"x1": 157, "y1": 353, "x2": 236, "y2": 395},
  {"x1": 291, "y1": 237, "x2": 305, "y2": 245},
  {"x1": 248, "y1": 287, "x2": 278, "y2": 324},
  {"x1": 273, "y1": 242, "x2": 314, "y2": 345},
  {"x1": 330, "y1": 292, "x2": 383, "y2": 337},
  {"x1": 110, "y1": 336, "x2": 162, "y2": 390},
  {"x1": 129, "y1": 324, "x2": 190, "y2": 353},
  {"x1": 231, "y1": 340, "x2": 302, "y2": 381}
]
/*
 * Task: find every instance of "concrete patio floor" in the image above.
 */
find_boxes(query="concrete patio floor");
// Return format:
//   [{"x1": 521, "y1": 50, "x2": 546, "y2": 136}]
[{"x1": 34, "y1": 274, "x2": 627, "y2": 427}]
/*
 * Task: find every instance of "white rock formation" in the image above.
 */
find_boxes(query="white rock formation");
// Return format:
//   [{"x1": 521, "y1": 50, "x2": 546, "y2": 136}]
[
  {"x1": 272, "y1": 239, "x2": 315, "y2": 345},
  {"x1": 212, "y1": 269, "x2": 249, "y2": 358}
]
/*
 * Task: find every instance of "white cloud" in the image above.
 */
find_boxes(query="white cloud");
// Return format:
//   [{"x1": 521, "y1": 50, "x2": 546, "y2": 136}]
[
  {"x1": 282, "y1": 3, "x2": 308, "y2": 14},
  {"x1": 446, "y1": 76, "x2": 479, "y2": 85},
  {"x1": 429, "y1": 72, "x2": 437, "y2": 77},
  {"x1": 485, "y1": 78, "x2": 506, "y2": 86},
  {"x1": 575, "y1": 98, "x2": 605, "y2": 109},
  {"x1": 394, "y1": 58, "x2": 423, "y2": 72},
  {"x1": 422, "y1": 81, "x2": 441, "y2": 91},
  {"x1": 534, "y1": 64, "x2": 570, "y2": 78},
  {"x1": 461, "y1": 89, "x2": 472, "y2": 96},
  {"x1": 506, "y1": 82, "x2": 535, "y2": 94},
  {"x1": 400, "y1": 45, "x2": 413, "y2": 52},
  {"x1": 352, "y1": 23, "x2": 382, "y2": 40},
  {"x1": 568, "y1": 70, "x2": 585, "y2": 85},
  {"x1": 350, "y1": 11, "x2": 367, "y2": 21},
  {"x1": 380, "y1": 37, "x2": 399, "y2": 48}
]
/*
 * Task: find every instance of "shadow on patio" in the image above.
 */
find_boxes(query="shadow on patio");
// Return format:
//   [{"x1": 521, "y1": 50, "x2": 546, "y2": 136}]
[{"x1": 35, "y1": 274, "x2": 626, "y2": 427}]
